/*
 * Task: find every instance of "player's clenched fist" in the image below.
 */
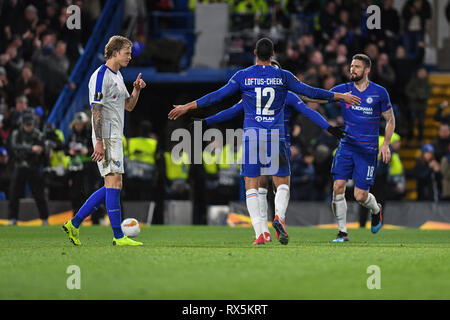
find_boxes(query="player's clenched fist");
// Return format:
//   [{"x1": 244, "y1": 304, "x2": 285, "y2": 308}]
[{"x1": 133, "y1": 73, "x2": 146, "y2": 90}]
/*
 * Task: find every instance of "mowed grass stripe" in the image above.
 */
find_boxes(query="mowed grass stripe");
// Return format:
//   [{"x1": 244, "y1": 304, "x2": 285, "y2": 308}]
[{"x1": 0, "y1": 226, "x2": 449, "y2": 299}]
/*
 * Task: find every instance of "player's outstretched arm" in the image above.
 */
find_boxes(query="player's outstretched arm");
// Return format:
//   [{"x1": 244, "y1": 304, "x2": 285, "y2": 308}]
[
  {"x1": 169, "y1": 100, "x2": 198, "y2": 120},
  {"x1": 168, "y1": 71, "x2": 241, "y2": 120},
  {"x1": 284, "y1": 70, "x2": 360, "y2": 105},
  {"x1": 379, "y1": 108, "x2": 395, "y2": 163},
  {"x1": 91, "y1": 103, "x2": 104, "y2": 162},
  {"x1": 299, "y1": 96, "x2": 329, "y2": 104},
  {"x1": 289, "y1": 94, "x2": 346, "y2": 139},
  {"x1": 125, "y1": 73, "x2": 146, "y2": 112},
  {"x1": 289, "y1": 94, "x2": 330, "y2": 130},
  {"x1": 205, "y1": 101, "x2": 244, "y2": 126}
]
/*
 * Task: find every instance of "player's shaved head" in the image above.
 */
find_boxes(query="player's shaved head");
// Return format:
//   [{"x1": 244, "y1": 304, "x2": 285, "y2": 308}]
[{"x1": 255, "y1": 38, "x2": 274, "y2": 62}]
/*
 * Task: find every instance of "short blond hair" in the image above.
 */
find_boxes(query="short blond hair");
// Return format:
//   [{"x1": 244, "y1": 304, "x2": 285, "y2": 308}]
[{"x1": 104, "y1": 35, "x2": 132, "y2": 60}]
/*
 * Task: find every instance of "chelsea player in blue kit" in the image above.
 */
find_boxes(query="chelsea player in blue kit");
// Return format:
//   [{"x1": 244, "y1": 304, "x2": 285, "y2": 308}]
[
  {"x1": 330, "y1": 54, "x2": 395, "y2": 242},
  {"x1": 168, "y1": 38, "x2": 360, "y2": 245},
  {"x1": 199, "y1": 60, "x2": 346, "y2": 243}
]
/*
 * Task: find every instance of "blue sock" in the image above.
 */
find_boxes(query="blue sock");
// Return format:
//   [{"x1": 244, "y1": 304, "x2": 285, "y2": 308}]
[
  {"x1": 71, "y1": 187, "x2": 106, "y2": 228},
  {"x1": 106, "y1": 188, "x2": 124, "y2": 239}
]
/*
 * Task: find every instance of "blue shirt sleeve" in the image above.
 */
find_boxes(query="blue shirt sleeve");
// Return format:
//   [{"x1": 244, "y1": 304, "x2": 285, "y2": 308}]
[
  {"x1": 205, "y1": 101, "x2": 244, "y2": 126},
  {"x1": 380, "y1": 87, "x2": 392, "y2": 113},
  {"x1": 283, "y1": 70, "x2": 334, "y2": 102},
  {"x1": 197, "y1": 71, "x2": 242, "y2": 108},
  {"x1": 286, "y1": 92, "x2": 330, "y2": 130}
]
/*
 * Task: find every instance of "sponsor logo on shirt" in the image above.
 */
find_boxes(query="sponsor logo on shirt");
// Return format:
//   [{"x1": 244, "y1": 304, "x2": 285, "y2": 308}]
[
  {"x1": 255, "y1": 116, "x2": 275, "y2": 123},
  {"x1": 346, "y1": 103, "x2": 373, "y2": 115},
  {"x1": 351, "y1": 105, "x2": 373, "y2": 114}
]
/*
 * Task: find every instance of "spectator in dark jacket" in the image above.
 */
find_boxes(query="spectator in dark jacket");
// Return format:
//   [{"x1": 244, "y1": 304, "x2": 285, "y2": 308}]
[
  {"x1": 8, "y1": 110, "x2": 49, "y2": 225},
  {"x1": 414, "y1": 144, "x2": 442, "y2": 201},
  {"x1": 0, "y1": 66, "x2": 15, "y2": 107},
  {"x1": 5, "y1": 95, "x2": 29, "y2": 134},
  {"x1": 15, "y1": 63, "x2": 44, "y2": 109},
  {"x1": 43, "y1": 40, "x2": 75, "y2": 108},
  {"x1": 432, "y1": 123, "x2": 450, "y2": 163},
  {"x1": 371, "y1": 53, "x2": 395, "y2": 93},
  {"x1": 381, "y1": 0, "x2": 400, "y2": 52},
  {"x1": 318, "y1": 1, "x2": 338, "y2": 41},
  {"x1": 391, "y1": 43, "x2": 425, "y2": 136},
  {"x1": 434, "y1": 101, "x2": 450, "y2": 126},
  {"x1": 402, "y1": 0, "x2": 431, "y2": 58},
  {"x1": 405, "y1": 67, "x2": 432, "y2": 144}
]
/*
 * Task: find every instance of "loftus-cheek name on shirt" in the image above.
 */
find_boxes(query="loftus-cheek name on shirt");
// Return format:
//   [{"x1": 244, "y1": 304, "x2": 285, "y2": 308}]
[{"x1": 244, "y1": 78, "x2": 283, "y2": 86}]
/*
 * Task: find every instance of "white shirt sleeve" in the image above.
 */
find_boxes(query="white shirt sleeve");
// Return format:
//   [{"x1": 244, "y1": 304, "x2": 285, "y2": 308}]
[{"x1": 89, "y1": 67, "x2": 110, "y2": 106}]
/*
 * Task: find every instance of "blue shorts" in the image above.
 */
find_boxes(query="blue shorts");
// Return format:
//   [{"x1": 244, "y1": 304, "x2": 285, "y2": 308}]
[
  {"x1": 240, "y1": 139, "x2": 290, "y2": 177},
  {"x1": 331, "y1": 144, "x2": 378, "y2": 190}
]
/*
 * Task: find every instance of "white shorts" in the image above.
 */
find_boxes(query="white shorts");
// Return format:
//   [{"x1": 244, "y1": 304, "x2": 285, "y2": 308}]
[{"x1": 92, "y1": 138, "x2": 124, "y2": 177}]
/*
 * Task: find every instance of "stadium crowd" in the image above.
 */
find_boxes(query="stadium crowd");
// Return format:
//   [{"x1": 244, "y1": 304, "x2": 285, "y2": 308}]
[{"x1": 1, "y1": 0, "x2": 450, "y2": 224}]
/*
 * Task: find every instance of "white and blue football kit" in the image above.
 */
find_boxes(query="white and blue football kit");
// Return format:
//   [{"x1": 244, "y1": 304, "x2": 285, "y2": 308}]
[
  {"x1": 88, "y1": 64, "x2": 130, "y2": 177},
  {"x1": 330, "y1": 81, "x2": 392, "y2": 190},
  {"x1": 197, "y1": 65, "x2": 334, "y2": 177}
]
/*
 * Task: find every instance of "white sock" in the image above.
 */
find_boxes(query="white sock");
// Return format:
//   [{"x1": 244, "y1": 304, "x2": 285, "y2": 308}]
[
  {"x1": 258, "y1": 187, "x2": 269, "y2": 234},
  {"x1": 246, "y1": 189, "x2": 263, "y2": 237},
  {"x1": 360, "y1": 193, "x2": 380, "y2": 214},
  {"x1": 274, "y1": 184, "x2": 290, "y2": 221},
  {"x1": 332, "y1": 193, "x2": 347, "y2": 233}
]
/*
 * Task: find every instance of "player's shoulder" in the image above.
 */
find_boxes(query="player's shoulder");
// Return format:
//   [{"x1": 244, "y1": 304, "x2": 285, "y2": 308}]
[
  {"x1": 91, "y1": 64, "x2": 107, "y2": 75},
  {"x1": 89, "y1": 64, "x2": 108, "y2": 83},
  {"x1": 240, "y1": 64, "x2": 281, "y2": 75},
  {"x1": 90, "y1": 64, "x2": 118, "y2": 79},
  {"x1": 370, "y1": 81, "x2": 389, "y2": 94},
  {"x1": 229, "y1": 67, "x2": 246, "y2": 82},
  {"x1": 236, "y1": 65, "x2": 259, "y2": 76},
  {"x1": 331, "y1": 82, "x2": 352, "y2": 92}
]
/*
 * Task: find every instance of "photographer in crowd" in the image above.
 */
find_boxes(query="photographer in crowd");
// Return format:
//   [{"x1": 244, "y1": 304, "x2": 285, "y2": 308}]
[{"x1": 8, "y1": 110, "x2": 49, "y2": 225}]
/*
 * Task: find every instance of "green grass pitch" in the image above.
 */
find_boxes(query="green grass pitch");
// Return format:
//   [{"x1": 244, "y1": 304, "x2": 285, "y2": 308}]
[{"x1": 1, "y1": 225, "x2": 449, "y2": 299}]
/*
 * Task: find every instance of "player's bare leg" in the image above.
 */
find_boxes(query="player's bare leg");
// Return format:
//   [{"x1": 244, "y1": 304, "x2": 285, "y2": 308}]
[
  {"x1": 332, "y1": 179, "x2": 349, "y2": 242},
  {"x1": 258, "y1": 175, "x2": 271, "y2": 242},
  {"x1": 244, "y1": 176, "x2": 266, "y2": 245},
  {"x1": 104, "y1": 172, "x2": 123, "y2": 189},
  {"x1": 354, "y1": 187, "x2": 382, "y2": 234},
  {"x1": 272, "y1": 176, "x2": 290, "y2": 245}
]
